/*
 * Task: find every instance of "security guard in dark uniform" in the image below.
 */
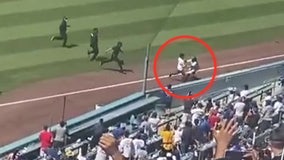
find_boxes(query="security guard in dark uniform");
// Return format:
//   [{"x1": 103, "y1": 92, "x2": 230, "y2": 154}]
[
  {"x1": 100, "y1": 41, "x2": 124, "y2": 72},
  {"x1": 51, "y1": 16, "x2": 70, "y2": 47},
  {"x1": 88, "y1": 28, "x2": 99, "y2": 61}
]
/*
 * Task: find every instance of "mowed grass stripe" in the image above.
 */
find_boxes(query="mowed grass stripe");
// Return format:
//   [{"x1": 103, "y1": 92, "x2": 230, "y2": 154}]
[
  {"x1": 164, "y1": 1, "x2": 284, "y2": 30},
  {"x1": 0, "y1": 0, "x2": 115, "y2": 16},
  {"x1": 1, "y1": 12, "x2": 284, "y2": 71},
  {"x1": 1, "y1": 25, "x2": 284, "y2": 91},
  {"x1": 0, "y1": 5, "x2": 174, "y2": 42},
  {"x1": 172, "y1": 0, "x2": 284, "y2": 17},
  {"x1": 0, "y1": 0, "x2": 282, "y2": 39},
  {"x1": 152, "y1": 13, "x2": 284, "y2": 46},
  {"x1": 1, "y1": 3, "x2": 284, "y2": 56},
  {"x1": 0, "y1": 0, "x2": 177, "y2": 28}
]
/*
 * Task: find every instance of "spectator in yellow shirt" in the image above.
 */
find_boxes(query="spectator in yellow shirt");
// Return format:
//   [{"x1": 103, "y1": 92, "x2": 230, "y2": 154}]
[{"x1": 160, "y1": 123, "x2": 174, "y2": 154}]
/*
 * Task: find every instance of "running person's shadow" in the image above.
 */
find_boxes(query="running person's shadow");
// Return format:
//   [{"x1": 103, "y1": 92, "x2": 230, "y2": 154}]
[
  {"x1": 65, "y1": 44, "x2": 78, "y2": 48},
  {"x1": 103, "y1": 68, "x2": 134, "y2": 74}
]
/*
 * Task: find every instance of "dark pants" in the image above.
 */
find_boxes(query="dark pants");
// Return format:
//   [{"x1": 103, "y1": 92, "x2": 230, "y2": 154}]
[
  {"x1": 102, "y1": 55, "x2": 124, "y2": 71},
  {"x1": 53, "y1": 32, "x2": 67, "y2": 46},
  {"x1": 258, "y1": 120, "x2": 271, "y2": 134},
  {"x1": 88, "y1": 46, "x2": 99, "y2": 61},
  {"x1": 169, "y1": 70, "x2": 189, "y2": 82},
  {"x1": 53, "y1": 141, "x2": 64, "y2": 149}
]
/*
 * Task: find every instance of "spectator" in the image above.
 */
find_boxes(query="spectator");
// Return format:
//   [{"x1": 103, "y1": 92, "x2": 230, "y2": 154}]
[
  {"x1": 227, "y1": 87, "x2": 237, "y2": 104},
  {"x1": 98, "y1": 133, "x2": 124, "y2": 160},
  {"x1": 205, "y1": 98, "x2": 214, "y2": 113},
  {"x1": 113, "y1": 123, "x2": 125, "y2": 140},
  {"x1": 192, "y1": 119, "x2": 207, "y2": 144},
  {"x1": 273, "y1": 96, "x2": 284, "y2": 123},
  {"x1": 240, "y1": 84, "x2": 250, "y2": 98},
  {"x1": 191, "y1": 103, "x2": 204, "y2": 125},
  {"x1": 119, "y1": 130, "x2": 135, "y2": 160},
  {"x1": 199, "y1": 116, "x2": 211, "y2": 136},
  {"x1": 160, "y1": 123, "x2": 174, "y2": 156},
  {"x1": 173, "y1": 125, "x2": 182, "y2": 146},
  {"x1": 39, "y1": 125, "x2": 53, "y2": 157},
  {"x1": 213, "y1": 119, "x2": 238, "y2": 160},
  {"x1": 132, "y1": 134, "x2": 145, "y2": 159},
  {"x1": 148, "y1": 112, "x2": 160, "y2": 134},
  {"x1": 223, "y1": 104, "x2": 234, "y2": 120},
  {"x1": 139, "y1": 116, "x2": 150, "y2": 135},
  {"x1": 234, "y1": 98, "x2": 246, "y2": 124},
  {"x1": 181, "y1": 121, "x2": 194, "y2": 154},
  {"x1": 263, "y1": 91, "x2": 272, "y2": 107},
  {"x1": 183, "y1": 91, "x2": 194, "y2": 114},
  {"x1": 208, "y1": 110, "x2": 221, "y2": 129},
  {"x1": 259, "y1": 100, "x2": 274, "y2": 132},
  {"x1": 77, "y1": 143, "x2": 88, "y2": 160},
  {"x1": 268, "y1": 124, "x2": 284, "y2": 160},
  {"x1": 92, "y1": 118, "x2": 105, "y2": 148},
  {"x1": 161, "y1": 84, "x2": 173, "y2": 113},
  {"x1": 53, "y1": 121, "x2": 69, "y2": 149}
]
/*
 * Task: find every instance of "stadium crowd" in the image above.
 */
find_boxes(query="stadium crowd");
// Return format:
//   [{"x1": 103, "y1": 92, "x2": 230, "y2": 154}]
[{"x1": 4, "y1": 84, "x2": 284, "y2": 160}]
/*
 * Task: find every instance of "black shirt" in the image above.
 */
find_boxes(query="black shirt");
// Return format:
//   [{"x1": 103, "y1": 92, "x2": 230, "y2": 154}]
[
  {"x1": 112, "y1": 45, "x2": 122, "y2": 57},
  {"x1": 90, "y1": 33, "x2": 98, "y2": 47},
  {"x1": 181, "y1": 126, "x2": 194, "y2": 145},
  {"x1": 184, "y1": 99, "x2": 194, "y2": 114},
  {"x1": 59, "y1": 20, "x2": 67, "y2": 33}
]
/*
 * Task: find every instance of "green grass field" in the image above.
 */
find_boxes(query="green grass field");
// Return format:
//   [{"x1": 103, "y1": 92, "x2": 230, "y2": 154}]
[{"x1": 1, "y1": 0, "x2": 284, "y2": 91}]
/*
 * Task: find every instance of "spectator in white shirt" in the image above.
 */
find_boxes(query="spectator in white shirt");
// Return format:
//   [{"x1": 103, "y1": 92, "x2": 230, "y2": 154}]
[
  {"x1": 119, "y1": 131, "x2": 134, "y2": 160},
  {"x1": 148, "y1": 112, "x2": 160, "y2": 133},
  {"x1": 227, "y1": 87, "x2": 238, "y2": 104},
  {"x1": 139, "y1": 116, "x2": 150, "y2": 135},
  {"x1": 95, "y1": 145, "x2": 108, "y2": 160},
  {"x1": 234, "y1": 98, "x2": 246, "y2": 124},
  {"x1": 132, "y1": 134, "x2": 145, "y2": 159},
  {"x1": 259, "y1": 100, "x2": 274, "y2": 132},
  {"x1": 262, "y1": 92, "x2": 272, "y2": 107},
  {"x1": 240, "y1": 84, "x2": 250, "y2": 98},
  {"x1": 191, "y1": 103, "x2": 205, "y2": 125},
  {"x1": 272, "y1": 96, "x2": 284, "y2": 123},
  {"x1": 173, "y1": 125, "x2": 183, "y2": 146}
]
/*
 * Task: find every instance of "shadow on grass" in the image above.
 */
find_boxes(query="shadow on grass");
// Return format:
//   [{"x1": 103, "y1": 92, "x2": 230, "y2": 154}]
[
  {"x1": 103, "y1": 68, "x2": 134, "y2": 74},
  {"x1": 95, "y1": 56, "x2": 109, "y2": 62},
  {"x1": 66, "y1": 44, "x2": 79, "y2": 48}
]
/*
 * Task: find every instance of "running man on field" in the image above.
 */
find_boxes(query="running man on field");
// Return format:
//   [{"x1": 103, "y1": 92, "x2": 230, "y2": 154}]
[
  {"x1": 88, "y1": 28, "x2": 99, "y2": 61},
  {"x1": 50, "y1": 16, "x2": 70, "y2": 47},
  {"x1": 100, "y1": 41, "x2": 125, "y2": 73},
  {"x1": 169, "y1": 53, "x2": 188, "y2": 80}
]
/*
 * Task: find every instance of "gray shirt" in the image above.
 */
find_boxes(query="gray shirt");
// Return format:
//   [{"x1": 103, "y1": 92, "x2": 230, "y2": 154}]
[
  {"x1": 262, "y1": 105, "x2": 274, "y2": 121},
  {"x1": 54, "y1": 126, "x2": 67, "y2": 142}
]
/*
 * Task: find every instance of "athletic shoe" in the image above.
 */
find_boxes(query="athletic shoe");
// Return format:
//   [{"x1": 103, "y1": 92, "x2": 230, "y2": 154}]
[{"x1": 50, "y1": 36, "x2": 55, "y2": 41}]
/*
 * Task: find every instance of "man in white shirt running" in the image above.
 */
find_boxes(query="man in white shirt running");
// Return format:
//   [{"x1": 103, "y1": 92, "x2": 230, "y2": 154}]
[{"x1": 169, "y1": 53, "x2": 187, "y2": 79}]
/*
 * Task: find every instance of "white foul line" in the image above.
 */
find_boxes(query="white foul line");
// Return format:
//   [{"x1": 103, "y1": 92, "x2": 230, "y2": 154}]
[{"x1": 0, "y1": 54, "x2": 283, "y2": 107}]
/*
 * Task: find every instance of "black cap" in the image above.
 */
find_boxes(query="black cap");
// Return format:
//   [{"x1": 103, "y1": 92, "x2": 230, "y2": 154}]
[{"x1": 270, "y1": 124, "x2": 284, "y2": 142}]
